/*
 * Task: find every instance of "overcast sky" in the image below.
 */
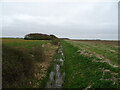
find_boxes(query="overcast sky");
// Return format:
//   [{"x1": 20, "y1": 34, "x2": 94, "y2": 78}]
[{"x1": 1, "y1": 0, "x2": 119, "y2": 40}]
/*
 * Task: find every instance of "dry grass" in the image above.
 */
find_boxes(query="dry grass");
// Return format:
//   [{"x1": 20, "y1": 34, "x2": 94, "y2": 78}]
[
  {"x1": 77, "y1": 48, "x2": 119, "y2": 68},
  {"x1": 2, "y1": 38, "x2": 58, "y2": 88},
  {"x1": 2, "y1": 45, "x2": 34, "y2": 88},
  {"x1": 67, "y1": 40, "x2": 119, "y2": 66},
  {"x1": 32, "y1": 43, "x2": 58, "y2": 87}
]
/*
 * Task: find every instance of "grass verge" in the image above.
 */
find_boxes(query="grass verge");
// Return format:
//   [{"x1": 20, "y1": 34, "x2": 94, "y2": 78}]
[{"x1": 62, "y1": 40, "x2": 120, "y2": 88}]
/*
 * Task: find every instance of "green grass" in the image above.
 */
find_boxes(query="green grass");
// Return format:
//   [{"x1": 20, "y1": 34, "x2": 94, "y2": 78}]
[
  {"x1": 61, "y1": 40, "x2": 120, "y2": 88},
  {"x1": 2, "y1": 38, "x2": 50, "y2": 50},
  {"x1": 67, "y1": 40, "x2": 119, "y2": 66}
]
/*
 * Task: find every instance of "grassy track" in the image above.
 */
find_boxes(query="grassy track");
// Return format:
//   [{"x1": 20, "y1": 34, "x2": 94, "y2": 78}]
[{"x1": 62, "y1": 40, "x2": 119, "y2": 88}]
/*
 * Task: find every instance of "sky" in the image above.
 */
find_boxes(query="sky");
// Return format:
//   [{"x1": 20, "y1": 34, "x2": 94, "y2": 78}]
[{"x1": 1, "y1": 0, "x2": 119, "y2": 40}]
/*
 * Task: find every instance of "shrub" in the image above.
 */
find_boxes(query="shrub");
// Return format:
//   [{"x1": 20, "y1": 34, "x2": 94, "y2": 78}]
[
  {"x1": 51, "y1": 39, "x2": 60, "y2": 45},
  {"x1": 24, "y1": 33, "x2": 59, "y2": 40},
  {"x1": 31, "y1": 46, "x2": 46, "y2": 62},
  {"x1": 2, "y1": 45, "x2": 34, "y2": 88},
  {"x1": 50, "y1": 34, "x2": 58, "y2": 39},
  {"x1": 24, "y1": 33, "x2": 59, "y2": 41}
]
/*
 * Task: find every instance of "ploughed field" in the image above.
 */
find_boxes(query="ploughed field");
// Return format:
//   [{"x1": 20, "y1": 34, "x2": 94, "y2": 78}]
[
  {"x1": 2, "y1": 38, "x2": 58, "y2": 88},
  {"x1": 62, "y1": 40, "x2": 119, "y2": 88}
]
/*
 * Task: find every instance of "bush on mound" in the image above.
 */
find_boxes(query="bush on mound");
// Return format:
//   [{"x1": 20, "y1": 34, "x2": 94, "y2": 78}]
[{"x1": 24, "y1": 33, "x2": 58, "y2": 40}]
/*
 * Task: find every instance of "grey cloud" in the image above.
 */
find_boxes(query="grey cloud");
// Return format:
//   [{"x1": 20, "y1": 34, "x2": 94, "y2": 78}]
[{"x1": 2, "y1": 1, "x2": 118, "y2": 40}]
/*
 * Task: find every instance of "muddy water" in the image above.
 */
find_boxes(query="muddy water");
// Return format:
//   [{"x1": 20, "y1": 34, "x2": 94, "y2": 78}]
[{"x1": 46, "y1": 45, "x2": 65, "y2": 88}]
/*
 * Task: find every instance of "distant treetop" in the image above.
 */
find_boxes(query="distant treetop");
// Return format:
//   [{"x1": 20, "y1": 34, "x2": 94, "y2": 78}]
[{"x1": 24, "y1": 33, "x2": 58, "y2": 40}]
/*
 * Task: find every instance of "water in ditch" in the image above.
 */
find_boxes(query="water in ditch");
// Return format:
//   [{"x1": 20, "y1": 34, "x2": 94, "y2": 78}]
[{"x1": 46, "y1": 45, "x2": 65, "y2": 88}]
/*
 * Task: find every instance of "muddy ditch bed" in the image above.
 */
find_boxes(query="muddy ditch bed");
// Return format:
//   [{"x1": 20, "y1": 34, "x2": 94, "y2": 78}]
[{"x1": 45, "y1": 45, "x2": 65, "y2": 88}]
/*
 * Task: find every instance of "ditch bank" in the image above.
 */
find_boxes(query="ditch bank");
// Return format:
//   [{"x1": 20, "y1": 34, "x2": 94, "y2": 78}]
[{"x1": 46, "y1": 45, "x2": 65, "y2": 88}]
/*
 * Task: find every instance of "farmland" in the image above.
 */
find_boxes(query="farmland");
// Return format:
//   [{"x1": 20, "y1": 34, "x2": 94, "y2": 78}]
[
  {"x1": 69, "y1": 40, "x2": 119, "y2": 66},
  {"x1": 62, "y1": 40, "x2": 119, "y2": 88},
  {"x1": 2, "y1": 38, "x2": 58, "y2": 88},
  {"x1": 2, "y1": 38, "x2": 120, "y2": 88}
]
